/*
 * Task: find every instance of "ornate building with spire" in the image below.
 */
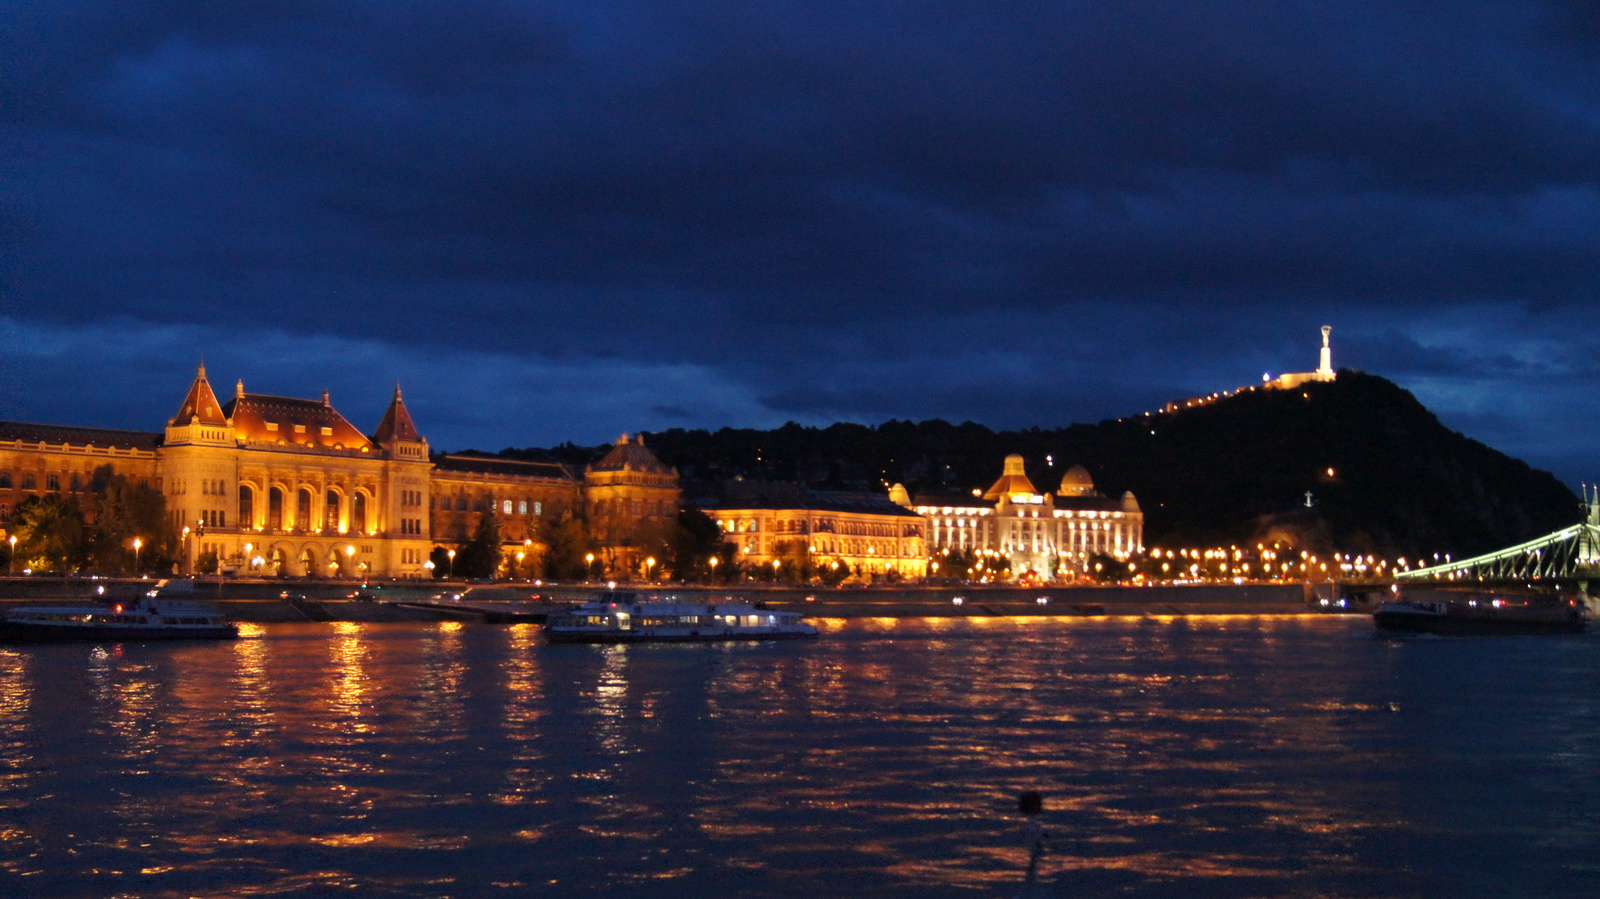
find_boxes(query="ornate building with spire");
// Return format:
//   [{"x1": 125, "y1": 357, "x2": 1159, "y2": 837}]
[
  {"x1": 0, "y1": 367, "x2": 678, "y2": 578},
  {"x1": 902, "y1": 455, "x2": 1143, "y2": 581}
]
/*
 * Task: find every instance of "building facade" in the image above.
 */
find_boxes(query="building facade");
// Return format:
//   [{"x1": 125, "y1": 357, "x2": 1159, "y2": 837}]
[
  {"x1": 708, "y1": 484, "x2": 927, "y2": 581},
  {"x1": 1, "y1": 367, "x2": 677, "y2": 579},
  {"x1": 905, "y1": 455, "x2": 1143, "y2": 581},
  {"x1": 585, "y1": 434, "x2": 682, "y2": 577}
]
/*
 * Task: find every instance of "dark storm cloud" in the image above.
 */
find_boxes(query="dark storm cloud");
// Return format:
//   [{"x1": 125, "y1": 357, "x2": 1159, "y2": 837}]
[{"x1": 3, "y1": 1, "x2": 1600, "y2": 480}]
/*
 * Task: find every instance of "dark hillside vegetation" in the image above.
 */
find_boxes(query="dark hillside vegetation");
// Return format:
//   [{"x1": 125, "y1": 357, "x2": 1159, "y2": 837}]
[{"x1": 491, "y1": 372, "x2": 1579, "y2": 558}]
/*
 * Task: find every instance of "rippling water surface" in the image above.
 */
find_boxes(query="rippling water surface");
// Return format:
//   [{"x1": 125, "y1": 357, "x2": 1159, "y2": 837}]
[{"x1": 2, "y1": 616, "x2": 1598, "y2": 898}]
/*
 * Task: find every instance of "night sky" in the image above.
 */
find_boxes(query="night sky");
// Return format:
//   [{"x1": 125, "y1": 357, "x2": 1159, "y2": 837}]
[{"x1": 4, "y1": 2, "x2": 1599, "y2": 485}]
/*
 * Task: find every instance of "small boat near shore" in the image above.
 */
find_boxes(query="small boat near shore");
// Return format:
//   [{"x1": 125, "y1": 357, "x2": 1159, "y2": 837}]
[
  {"x1": 1373, "y1": 589, "x2": 1587, "y2": 636},
  {"x1": 544, "y1": 592, "x2": 819, "y2": 644},
  {"x1": 0, "y1": 590, "x2": 238, "y2": 643}
]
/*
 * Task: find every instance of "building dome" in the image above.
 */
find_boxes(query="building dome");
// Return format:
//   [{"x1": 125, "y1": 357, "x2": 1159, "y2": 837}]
[
  {"x1": 982, "y1": 453, "x2": 1040, "y2": 501},
  {"x1": 1058, "y1": 464, "x2": 1095, "y2": 497}
]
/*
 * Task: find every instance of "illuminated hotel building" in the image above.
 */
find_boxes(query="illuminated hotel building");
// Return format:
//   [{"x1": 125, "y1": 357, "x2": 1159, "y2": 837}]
[
  {"x1": 903, "y1": 455, "x2": 1143, "y2": 580},
  {"x1": 0, "y1": 366, "x2": 676, "y2": 578},
  {"x1": 709, "y1": 486, "x2": 927, "y2": 580}
]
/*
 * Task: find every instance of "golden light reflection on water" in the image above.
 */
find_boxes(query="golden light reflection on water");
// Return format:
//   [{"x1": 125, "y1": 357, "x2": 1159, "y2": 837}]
[
  {"x1": 2, "y1": 616, "x2": 1572, "y2": 897},
  {"x1": 495, "y1": 624, "x2": 548, "y2": 806},
  {"x1": 327, "y1": 621, "x2": 372, "y2": 731}
]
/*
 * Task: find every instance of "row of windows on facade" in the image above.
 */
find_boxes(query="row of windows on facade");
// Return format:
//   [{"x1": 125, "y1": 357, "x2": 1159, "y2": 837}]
[
  {"x1": 237, "y1": 489, "x2": 371, "y2": 532},
  {"x1": 591, "y1": 498, "x2": 671, "y2": 518},
  {"x1": 925, "y1": 510, "x2": 1129, "y2": 522},
  {"x1": 1, "y1": 472, "x2": 87, "y2": 492},
  {"x1": 168, "y1": 478, "x2": 229, "y2": 496},
  {"x1": 434, "y1": 495, "x2": 547, "y2": 515},
  {"x1": 720, "y1": 518, "x2": 918, "y2": 538},
  {"x1": 738, "y1": 537, "x2": 924, "y2": 557},
  {"x1": 931, "y1": 517, "x2": 1129, "y2": 530}
]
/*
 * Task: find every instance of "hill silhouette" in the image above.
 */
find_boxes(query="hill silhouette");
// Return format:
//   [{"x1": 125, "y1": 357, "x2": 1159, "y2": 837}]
[{"x1": 495, "y1": 371, "x2": 1579, "y2": 558}]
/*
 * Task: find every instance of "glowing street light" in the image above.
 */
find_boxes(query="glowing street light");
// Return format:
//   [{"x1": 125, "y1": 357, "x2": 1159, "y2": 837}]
[
  {"x1": 708, "y1": 555, "x2": 719, "y2": 580},
  {"x1": 447, "y1": 548, "x2": 456, "y2": 579},
  {"x1": 646, "y1": 556, "x2": 657, "y2": 582},
  {"x1": 8, "y1": 534, "x2": 16, "y2": 574},
  {"x1": 132, "y1": 536, "x2": 143, "y2": 575},
  {"x1": 585, "y1": 552, "x2": 595, "y2": 581}
]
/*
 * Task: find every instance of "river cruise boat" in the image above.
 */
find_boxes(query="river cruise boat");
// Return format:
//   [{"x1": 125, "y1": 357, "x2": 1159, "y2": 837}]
[
  {"x1": 544, "y1": 592, "x2": 819, "y2": 644},
  {"x1": 0, "y1": 589, "x2": 238, "y2": 643},
  {"x1": 1373, "y1": 589, "x2": 1586, "y2": 636}
]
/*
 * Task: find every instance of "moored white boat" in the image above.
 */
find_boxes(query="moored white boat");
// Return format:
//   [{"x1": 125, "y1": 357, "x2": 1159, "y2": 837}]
[
  {"x1": 544, "y1": 592, "x2": 818, "y2": 643},
  {"x1": 0, "y1": 588, "x2": 238, "y2": 643}
]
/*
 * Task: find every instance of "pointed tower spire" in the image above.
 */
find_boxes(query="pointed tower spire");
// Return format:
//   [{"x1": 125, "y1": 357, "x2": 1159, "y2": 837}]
[
  {"x1": 374, "y1": 384, "x2": 422, "y2": 444},
  {"x1": 170, "y1": 362, "x2": 229, "y2": 426}
]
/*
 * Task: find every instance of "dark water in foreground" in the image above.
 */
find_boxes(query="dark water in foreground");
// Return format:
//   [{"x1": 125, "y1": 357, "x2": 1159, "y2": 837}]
[{"x1": 2, "y1": 616, "x2": 1598, "y2": 898}]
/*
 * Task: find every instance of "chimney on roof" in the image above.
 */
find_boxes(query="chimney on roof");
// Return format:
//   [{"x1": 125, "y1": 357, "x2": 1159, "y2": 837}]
[
  {"x1": 236, "y1": 379, "x2": 245, "y2": 399},
  {"x1": 322, "y1": 389, "x2": 331, "y2": 406}
]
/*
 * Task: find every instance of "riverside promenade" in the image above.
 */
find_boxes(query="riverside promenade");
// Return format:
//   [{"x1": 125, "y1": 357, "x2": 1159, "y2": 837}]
[{"x1": 0, "y1": 576, "x2": 1349, "y2": 622}]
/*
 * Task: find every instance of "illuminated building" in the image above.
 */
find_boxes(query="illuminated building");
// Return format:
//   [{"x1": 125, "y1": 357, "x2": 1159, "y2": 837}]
[
  {"x1": 0, "y1": 366, "x2": 676, "y2": 578},
  {"x1": 708, "y1": 484, "x2": 927, "y2": 581},
  {"x1": 903, "y1": 455, "x2": 1143, "y2": 580},
  {"x1": 0, "y1": 423, "x2": 162, "y2": 530},
  {"x1": 584, "y1": 434, "x2": 682, "y2": 577}
]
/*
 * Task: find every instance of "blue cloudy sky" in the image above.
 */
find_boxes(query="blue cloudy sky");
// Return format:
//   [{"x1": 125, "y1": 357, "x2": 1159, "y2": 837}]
[{"x1": 3, "y1": 2, "x2": 1599, "y2": 484}]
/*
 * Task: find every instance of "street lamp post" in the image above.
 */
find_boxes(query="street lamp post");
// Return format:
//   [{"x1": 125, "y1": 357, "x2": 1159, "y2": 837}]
[
  {"x1": 7, "y1": 534, "x2": 16, "y2": 575},
  {"x1": 132, "y1": 537, "x2": 143, "y2": 576},
  {"x1": 645, "y1": 556, "x2": 656, "y2": 582},
  {"x1": 447, "y1": 549, "x2": 456, "y2": 579},
  {"x1": 585, "y1": 552, "x2": 595, "y2": 581},
  {"x1": 708, "y1": 554, "x2": 718, "y2": 582},
  {"x1": 344, "y1": 545, "x2": 355, "y2": 577}
]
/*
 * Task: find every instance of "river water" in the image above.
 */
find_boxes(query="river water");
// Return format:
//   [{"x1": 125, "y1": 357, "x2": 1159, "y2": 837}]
[{"x1": 1, "y1": 616, "x2": 1597, "y2": 898}]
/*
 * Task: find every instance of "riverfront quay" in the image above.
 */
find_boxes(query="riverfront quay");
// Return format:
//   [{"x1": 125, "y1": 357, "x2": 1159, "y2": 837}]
[{"x1": 0, "y1": 576, "x2": 1340, "y2": 622}]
